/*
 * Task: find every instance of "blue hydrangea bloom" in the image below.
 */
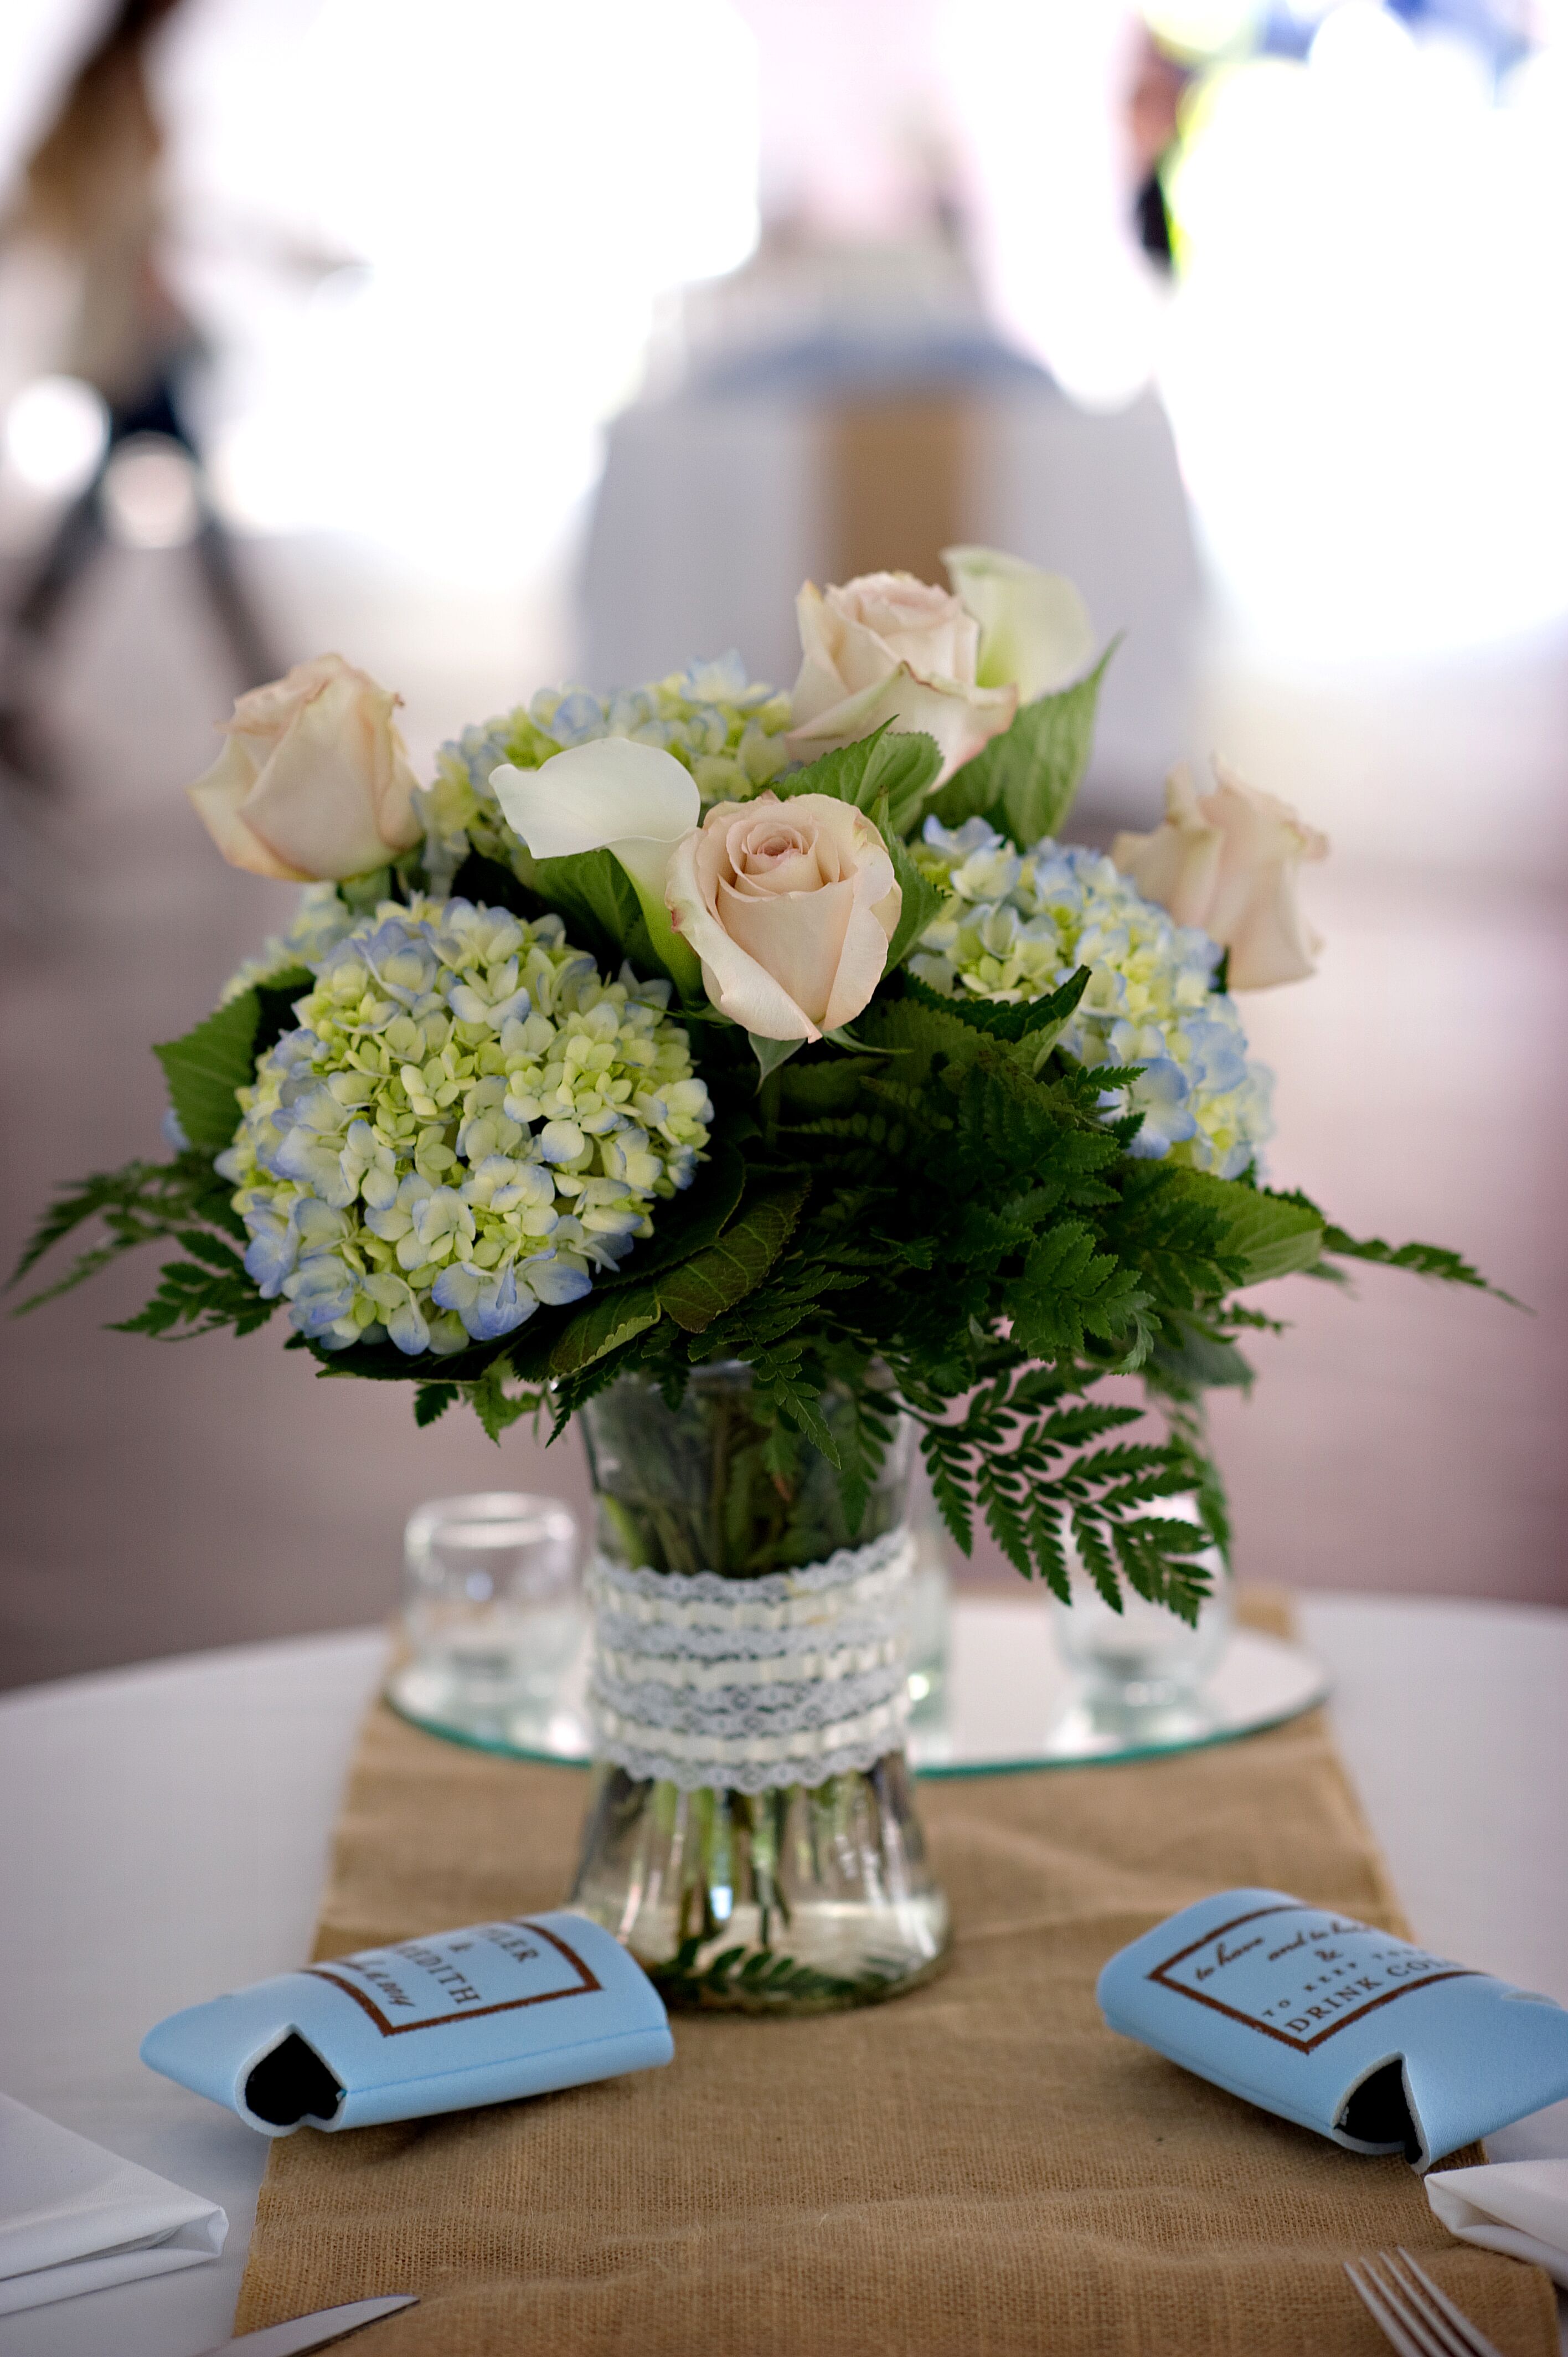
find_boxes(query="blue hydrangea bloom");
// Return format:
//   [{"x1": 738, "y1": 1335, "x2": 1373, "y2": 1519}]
[{"x1": 913, "y1": 820, "x2": 1273, "y2": 1178}]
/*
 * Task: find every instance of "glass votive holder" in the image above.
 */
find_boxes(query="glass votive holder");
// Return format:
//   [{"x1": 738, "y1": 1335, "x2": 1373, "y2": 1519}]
[
  {"x1": 403, "y1": 1492, "x2": 581, "y2": 1724},
  {"x1": 1049, "y1": 1496, "x2": 1231, "y2": 1751}
]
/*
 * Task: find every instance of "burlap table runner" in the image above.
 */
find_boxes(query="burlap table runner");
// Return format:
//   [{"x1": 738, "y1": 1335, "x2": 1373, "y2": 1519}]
[{"x1": 234, "y1": 1597, "x2": 1557, "y2": 2355}]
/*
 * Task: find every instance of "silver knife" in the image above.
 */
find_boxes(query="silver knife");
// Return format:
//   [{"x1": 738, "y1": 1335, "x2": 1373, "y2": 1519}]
[{"x1": 195, "y1": 2294, "x2": 419, "y2": 2357}]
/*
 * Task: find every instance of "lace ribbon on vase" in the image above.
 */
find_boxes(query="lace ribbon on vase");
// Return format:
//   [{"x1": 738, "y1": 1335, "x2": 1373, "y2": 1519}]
[{"x1": 585, "y1": 1530, "x2": 915, "y2": 1793}]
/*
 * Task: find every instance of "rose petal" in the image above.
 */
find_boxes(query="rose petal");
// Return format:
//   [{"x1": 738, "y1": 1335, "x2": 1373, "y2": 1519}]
[
  {"x1": 786, "y1": 661, "x2": 1016, "y2": 786},
  {"x1": 790, "y1": 581, "x2": 901, "y2": 722},
  {"x1": 667, "y1": 791, "x2": 899, "y2": 1041},
  {"x1": 718, "y1": 873, "x2": 855, "y2": 1031},
  {"x1": 1113, "y1": 765, "x2": 1224, "y2": 930},
  {"x1": 1223, "y1": 867, "x2": 1322, "y2": 990},
  {"x1": 241, "y1": 671, "x2": 402, "y2": 878},
  {"x1": 1114, "y1": 757, "x2": 1328, "y2": 990},
  {"x1": 188, "y1": 736, "x2": 312, "y2": 882},
  {"x1": 826, "y1": 572, "x2": 979, "y2": 682},
  {"x1": 668, "y1": 861, "x2": 820, "y2": 1040}
]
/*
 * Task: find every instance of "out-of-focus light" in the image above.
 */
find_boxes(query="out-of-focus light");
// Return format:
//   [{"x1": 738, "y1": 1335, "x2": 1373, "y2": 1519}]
[
  {"x1": 4, "y1": 376, "x2": 109, "y2": 497},
  {"x1": 1308, "y1": 0, "x2": 1416, "y2": 84},
  {"x1": 308, "y1": 263, "x2": 375, "y2": 317},
  {"x1": 1142, "y1": 0, "x2": 1258, "y2": 60},
  {"x1": 185, "y1": 0, "x2": 760, "y2": 578},
  {"x1": 101, "y1": 439, "x2": 202, "y2": 549},
  {"x1": 1161, "y1": 34, "x2": 1568, "y2": 660},
  {"x1": 938, "y1": 0, "x2": 1166, "y2": 410}
]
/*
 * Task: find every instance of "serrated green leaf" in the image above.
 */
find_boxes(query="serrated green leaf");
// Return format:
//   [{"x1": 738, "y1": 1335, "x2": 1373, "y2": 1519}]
[
  {"x1": 656, "y1": 1181, "x2": 807, "y2": 1333},
  {"x1": 414, "y1": 1382, "x2": 458, "y2": 1427},
  {"x1": 855, "y1": 730, "x2": 943, "y2": 832},
  {"x1": 776, "y1": 725, "x2": 941, "y2": 832},
  {"x1": 465, "y1": 1354, "x2": 541, "y2": 1442},
  {"x1": 154, "y1": 992, "x2": 260, "y2": 1153},
  {"x1": 1164, "y1": 1170, "x2": 1324, "y2": 1285},
  {"x1": 546, "y1": 1285, "x2": 663, "y2": 1376},
  {"x1": 874, "y1": 793, "x2": 943, "y2": 972},
  {"x1": 1320, "y1": 1223, "x2": 1520, "y2": 1306},
  {"x1": 1148, "y1": 1316, "x2": 1255, "y2": 1392},
  {"x1": 927, "y1": 643, "x2": 1117, "y2": 843},
  {"x1": 899, "y1": 965, "x2": 1090, "y2": 1047},
  {"x1": 594, "y1": 1143, "x2": 747, "y2": 1291}
]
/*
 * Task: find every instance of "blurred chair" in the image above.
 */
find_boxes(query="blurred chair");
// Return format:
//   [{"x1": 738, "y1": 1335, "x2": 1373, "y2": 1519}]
[{"x1": 581, "y1": 235, "x2": 1200, "y2": 807}]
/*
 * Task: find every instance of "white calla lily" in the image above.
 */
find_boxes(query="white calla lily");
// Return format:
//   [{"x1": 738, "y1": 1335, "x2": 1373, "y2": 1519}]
[
  {"x1": 491, "y1": 737, "x2": 702, "y2": 991},
  {"x1": 942, "y1": 545, "x2": 1097, "y2": 702}
]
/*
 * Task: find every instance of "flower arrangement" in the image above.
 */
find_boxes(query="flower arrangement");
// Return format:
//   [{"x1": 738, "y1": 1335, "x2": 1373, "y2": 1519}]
[{"x1": 14, "y1": 553, "x2": 1491, "y2": 1624}]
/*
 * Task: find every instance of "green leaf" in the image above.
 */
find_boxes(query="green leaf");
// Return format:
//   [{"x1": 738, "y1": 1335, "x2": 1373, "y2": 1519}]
[
  {"x1": 414, "y1": 1382, "x2": 458, "y2": 1427},
  {"x1": 1148, "y1": 1318, "x2": 1255, "y2": 1393},
  {"x1": 9, "y1": 1151, "x2": 247, "y2": 1315},
  {"x1": 778, "y1": 725, "x2": 942, "y2": 833},
  {"x1": 1321, "y1": 1224, "x2": 1521, "y2": 1308},
  {"x1": 466, "y1": 1354, "x2": 540, "y2": 1442},
  {"x1": 1163, "y1": 1170, "x2": 1324, "y2": 1285},
  {"x1": 873, "y1": 792, "x2": 943, "y2": 972},
  {"x1": 656, "y1": 1181, "x2": 807, "y2": 1334},
  {"x1": 530, "y1": 847, "x2": 641, "y2": 967},
  {"x1": 927, "y1": 642, "x2": 1117, "y2": 844},
  {"x1": 154, "y1": 992, "x2": 261, "y2": 1153},
  {"x1": 899, "y1": 965, "x2": 1091, "y2": 1048},
  {"x1": 775, "y1": 733, "x2": 883, "y2": 810},
  {"x1": 751, "y1": 1033, "x2": 804, "y2": 1085},
  {"x1": 593, "y1": 1142, "x2": 747, "y2": 1291},
  {"x1": 546, "y1": 1286, "x2": 663, "y2": 1377},
  {"x1": 522, "y1": 846, "x2": 700, "y2": 999},
  {"x1": 855, "y1": 730, "x2": 943, "y2": 833}
]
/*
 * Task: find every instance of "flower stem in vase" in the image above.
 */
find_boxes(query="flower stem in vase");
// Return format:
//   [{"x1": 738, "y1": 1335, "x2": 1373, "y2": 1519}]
[{"x1": 571, "y1": 1362, "x2": 950, "y2": 2013}]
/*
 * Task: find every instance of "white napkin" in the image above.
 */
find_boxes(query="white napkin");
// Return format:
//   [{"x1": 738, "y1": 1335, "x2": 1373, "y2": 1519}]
[
  {"x1": 1426, "y1": 2158, "x2": 1568, "y2": 2289},
  {"x1": 0, "y1": 2094, "x2": 226, "y2": 2315}
]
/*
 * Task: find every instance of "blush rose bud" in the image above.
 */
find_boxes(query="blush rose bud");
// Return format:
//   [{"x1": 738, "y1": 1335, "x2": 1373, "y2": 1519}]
[
  {"x1": 188, "y1": 655, "x2": 422, "y2": 883},
  {"x1": 786, "y1": 572, "x2": 1018, "y2": 785},
  {"x1": 1113, "y1": 758, "x2": 1329, "y2": 991}
]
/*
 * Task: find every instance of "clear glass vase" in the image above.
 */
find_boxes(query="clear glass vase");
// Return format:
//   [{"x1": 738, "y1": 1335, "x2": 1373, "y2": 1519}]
[{"x1": 568, "y1": 1362, "x2": 951, "y2": 2013}]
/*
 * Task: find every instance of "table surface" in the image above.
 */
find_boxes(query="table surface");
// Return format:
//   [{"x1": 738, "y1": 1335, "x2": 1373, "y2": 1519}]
[{"x1": 2, "y1": 1593, "x2": 1565, "y2": 2357}]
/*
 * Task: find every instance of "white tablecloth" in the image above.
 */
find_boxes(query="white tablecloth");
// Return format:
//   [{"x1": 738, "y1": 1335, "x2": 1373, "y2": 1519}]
[{"x1": 1, "y1": 1595, "x2": 1564, "y2": 2357}]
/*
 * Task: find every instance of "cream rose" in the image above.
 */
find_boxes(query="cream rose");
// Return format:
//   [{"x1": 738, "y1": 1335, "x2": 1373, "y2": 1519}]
[
  {"x1": 786, "y1": 572, "x2": 1018, "y2": 785},
  {"x1": 1113, "y1": 758, "x2": 1329, "y2": 990},
  {"x1": 188, "y1": 654, "x2": 422, "y2": 882},
  {"x1": 665, "y1": 792, "x2": 901, "y2": 1041}
]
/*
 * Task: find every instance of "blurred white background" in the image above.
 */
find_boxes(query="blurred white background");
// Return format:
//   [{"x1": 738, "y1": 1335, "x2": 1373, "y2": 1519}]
[{"x1": 1, "y1": 0, "x2": 1562, "y2": 1685}]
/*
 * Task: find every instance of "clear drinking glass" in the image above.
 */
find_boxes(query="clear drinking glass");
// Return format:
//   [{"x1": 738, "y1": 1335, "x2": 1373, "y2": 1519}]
[
  {"x1": 403, "y1": 1492, "x2": 580, "y2": 1726},
  {"x1": 1049, "y1": 1495, "x2": 1231, "y2": 1751}
]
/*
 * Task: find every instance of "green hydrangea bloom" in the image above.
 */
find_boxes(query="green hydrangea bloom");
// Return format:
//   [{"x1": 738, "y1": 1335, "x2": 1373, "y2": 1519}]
[{"x1": 216, "y1": 896, "x2": 711, "y2": 1357}]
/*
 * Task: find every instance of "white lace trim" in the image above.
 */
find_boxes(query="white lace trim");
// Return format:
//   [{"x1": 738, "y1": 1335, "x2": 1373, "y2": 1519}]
[{"x1": 585, "y1": 1531, "x2": 914, "y2": 1793}]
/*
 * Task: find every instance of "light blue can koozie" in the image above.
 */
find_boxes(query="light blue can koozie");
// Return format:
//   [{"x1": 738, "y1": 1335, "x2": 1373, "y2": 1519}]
[
  {"x1": 1097, "y1": 1888, "x2": 1568, "y2": 2170},
  {"x1": 141, "y1": 1910, "x2": 672, "y2": 2135}
]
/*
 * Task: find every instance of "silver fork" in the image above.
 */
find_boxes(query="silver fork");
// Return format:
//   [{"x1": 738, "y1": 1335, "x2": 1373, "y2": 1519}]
[{"x1": 1344, "y1": 2246, "x2": 1509, "y2": 2357}]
